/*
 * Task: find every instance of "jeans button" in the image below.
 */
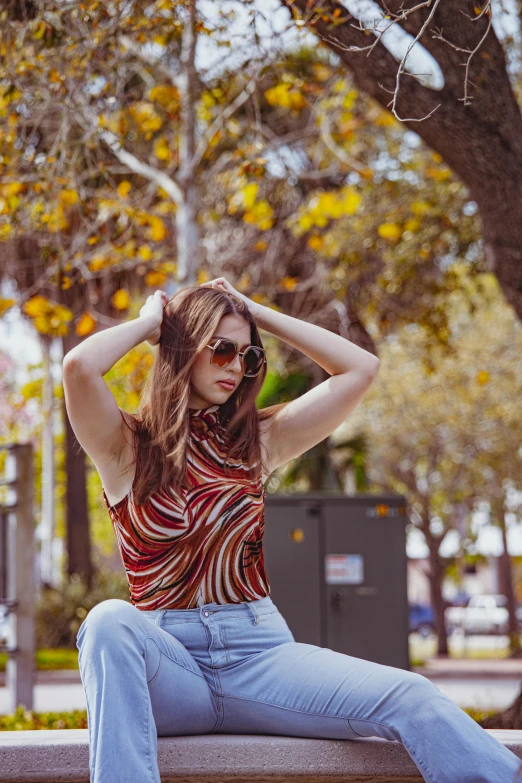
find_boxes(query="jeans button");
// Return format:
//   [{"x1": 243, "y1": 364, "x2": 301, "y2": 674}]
[{"x1": 204, "y1": 611, "x2": 209, "y2": 617}]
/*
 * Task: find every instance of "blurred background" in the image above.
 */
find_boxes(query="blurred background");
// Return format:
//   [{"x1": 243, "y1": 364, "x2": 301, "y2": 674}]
[{"x1": 1, "y1": 0, "x2": 522, "y2": 731}]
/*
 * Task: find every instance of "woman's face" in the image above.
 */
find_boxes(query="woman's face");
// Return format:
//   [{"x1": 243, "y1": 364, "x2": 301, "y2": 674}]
[{"x1": 189, "y1": 314, "x2": 252, "y2": 410}]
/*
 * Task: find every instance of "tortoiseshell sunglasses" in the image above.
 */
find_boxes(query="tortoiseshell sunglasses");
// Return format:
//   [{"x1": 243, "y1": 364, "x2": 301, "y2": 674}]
[{"x1": 205, "y1": 338, "x2": 266, "y2": 377}]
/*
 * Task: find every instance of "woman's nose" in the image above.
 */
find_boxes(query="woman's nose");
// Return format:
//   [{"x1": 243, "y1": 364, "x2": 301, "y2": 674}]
[{"x1": 231, "y1": 352, "x2": 243, "y2": 373}]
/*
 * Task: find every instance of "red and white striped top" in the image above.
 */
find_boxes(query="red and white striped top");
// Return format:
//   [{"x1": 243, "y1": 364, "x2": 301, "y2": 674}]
[{"x1": 102, "y1": 404, "x2": 270, "y2": 610}]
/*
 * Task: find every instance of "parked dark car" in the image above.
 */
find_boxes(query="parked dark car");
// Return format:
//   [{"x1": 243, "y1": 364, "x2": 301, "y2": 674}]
[{"x1": 409, "y1": 603, "x2": 436, "y2": 638}]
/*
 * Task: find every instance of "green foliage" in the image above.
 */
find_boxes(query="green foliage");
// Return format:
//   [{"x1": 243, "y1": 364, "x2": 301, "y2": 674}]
[
  {"x1": 0, "y1": 706, "x2": 87, "y2": 731},
  {"x1": 0, "y1": 648, "x2": 79, "y2": 673},
  {"x1": 256, "y1": 368, "x2": 310, "y2": 409},
  {"x1": 35, "y1": 566, "x2": 131, "y2": 649},
  {"x1": 462, "y1": 707, "x2": 499, "y2": 724}
]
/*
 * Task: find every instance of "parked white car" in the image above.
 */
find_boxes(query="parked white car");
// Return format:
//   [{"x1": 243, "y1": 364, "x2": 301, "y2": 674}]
[{"x1": 445, "y1": 594, "x2": 510, "y2": 635}]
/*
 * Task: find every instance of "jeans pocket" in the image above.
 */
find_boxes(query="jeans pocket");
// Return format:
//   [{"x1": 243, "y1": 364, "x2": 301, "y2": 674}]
[
  {"x1": 266, "y1": 610, "x2": 296, "y2": 642},
  {"x1": 222, "y1": 610, "x2": 295, "y2": 666}
]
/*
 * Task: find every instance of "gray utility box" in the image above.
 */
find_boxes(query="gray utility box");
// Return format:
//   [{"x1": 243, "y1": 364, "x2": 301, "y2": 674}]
[{"x1": 263, "y1": 491, "x2": 410, "y2": 670}]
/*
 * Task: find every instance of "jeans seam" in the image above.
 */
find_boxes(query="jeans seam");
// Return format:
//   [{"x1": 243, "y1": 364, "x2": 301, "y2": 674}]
[
  {"x1": 222, "y1": 693, "x2": 359, "y2": 722},
  {"x1": 396, "y1": 733, "x2": 435, "y2": 783},
  {"x1": 147, "y1": 653, "x2": 162, "y2": 685},
  {"x1": 129, "y1": 633, "x2": 156, "y2": 783},
  {"x1": 141, "y1": 661, "x2": 155, "y2": 783},
  {"x1": 160, "y1": 610, "x2": 277, "y2": 627},
  {"x1": 202, "y1": 624, "x2": 224, "y2": 733},
  {"x1": 141, "y1": 635, "x2": 207, "y2": 682},
  {"x1": 344, "y1": 717, "x2": 395, "y2": 738},
  {"x1": 79, "y1": 643, "x2": 156, "y2": 783},
  {"x1": 80, "y1": 661, "x2": 93, "y2": 780},
  {"x1": 221, "y1": 620, "x2": 230, "y2": 665},
  {"x1": 345, "y1": 718, "x2": 436, "y2": 783}
]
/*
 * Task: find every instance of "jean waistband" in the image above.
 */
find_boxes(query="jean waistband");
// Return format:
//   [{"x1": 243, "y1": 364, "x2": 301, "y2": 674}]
[{"x1": 138, "y1": 595, "x2": 275, "y2": 626}]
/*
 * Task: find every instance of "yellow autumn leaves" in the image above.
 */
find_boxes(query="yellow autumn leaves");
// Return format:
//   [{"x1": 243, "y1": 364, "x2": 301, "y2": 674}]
[
  {"x1": 227, "y1": 179, "x2": 367, "y2": 253},
  {"x1": 373, "y1": 201, "x2": 432, "y2": 244},
  {"x1": 22, "y1": 295, "x2": 74, "y2": 337},
  {"x1": 227, "y1": 181, "x2": 275, "y2": 231},
  {"x1": 98, "y1": 84, "x2": 179, "y2": 153},
  {"x1": 0, "y1": 181, "x2": 26, "y2": 238},
  {"x1": 0, "y1": 298, "x2": 16, "y2": 317},
  {"x1": 264, "y1": 83, "x2": 306, "y2": 111},
  {"x1": 16, "y1": 288, "x2": 134, "y2": 338},
  {"x1": 117, "y1": 181, "x2": 132, "y2": 199},
  {"x1": 75, "y1": 313, "x2": 97, "y2": 337},
  {"x1": 1, "y1": 182, "x2": 81, "y2": 234},
  {"x1": 292, "y1": 187, "x2": 361, "y2": 233},
  {"x1": 223, "y1": 177, "x2": 430, "y2": 256},
  {"x1": 0, "y1": 173, "x2": 174, "y2": 253}
]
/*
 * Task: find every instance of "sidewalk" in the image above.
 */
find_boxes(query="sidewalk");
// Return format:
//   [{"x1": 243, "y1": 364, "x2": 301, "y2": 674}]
[
  {"x1": 0, "y1": 670, "x2": 81, "y2": 687},
  {"x1": 413, "y1": 657, "x2": 522, "y2": 679}
]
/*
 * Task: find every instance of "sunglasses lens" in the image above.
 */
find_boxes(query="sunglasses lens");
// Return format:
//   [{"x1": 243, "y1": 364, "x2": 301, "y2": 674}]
[
  {"x1": 244, "y1": 347, "x2": 264, "y2": 376},
  {"x1": 212, "y1": 340, "x2": 237, "y2": 368},
  {"x1": 211, "y1": 340, "x2": 265, "y2": 376}
]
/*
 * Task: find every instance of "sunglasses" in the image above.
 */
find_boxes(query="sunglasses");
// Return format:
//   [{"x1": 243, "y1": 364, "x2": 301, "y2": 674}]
[{"x1": 205, "y1": 338, "x2": 266, "y2": 377}]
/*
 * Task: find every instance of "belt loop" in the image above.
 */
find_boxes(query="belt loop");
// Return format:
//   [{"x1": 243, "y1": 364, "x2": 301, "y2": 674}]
[
  {"x1": 246, "y1": 601, "x2": 259, "y2": 625},
  {"x1": 155, "y1": 609, "x2": 166, "y2": 627}
]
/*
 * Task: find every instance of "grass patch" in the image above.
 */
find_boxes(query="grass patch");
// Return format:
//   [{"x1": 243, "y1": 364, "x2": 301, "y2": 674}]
[
  {"x1": 449, "y1": 647, "x2": 511, "y2": 659},
  {"x1": 0, "y1": 706, "x2": 87, "y2": 730},
  {"x1": 0, "y1": 649, "x2": 79, "y2": 672},
  {"x1": 462, "y1": 707, "x2": 499, "y2": 723}
]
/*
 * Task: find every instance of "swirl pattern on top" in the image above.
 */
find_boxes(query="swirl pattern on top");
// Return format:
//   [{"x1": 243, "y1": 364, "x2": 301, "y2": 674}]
[{"x1": 102, "y1": 404, "x2": 270, "y2": 609}]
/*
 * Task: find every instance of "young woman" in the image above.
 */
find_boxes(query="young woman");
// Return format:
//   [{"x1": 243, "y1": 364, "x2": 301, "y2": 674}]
[{"x1": 63, "y1": 278, "x2": 520, "y2": 783}]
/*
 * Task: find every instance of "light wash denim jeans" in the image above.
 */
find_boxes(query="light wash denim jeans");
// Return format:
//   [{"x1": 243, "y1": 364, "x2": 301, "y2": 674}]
[{"x1": 76, "y1": 596, "x2": 521, "y2": 783}]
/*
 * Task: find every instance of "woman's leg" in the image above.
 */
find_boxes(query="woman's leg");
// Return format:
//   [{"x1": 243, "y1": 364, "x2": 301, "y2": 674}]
[
  {"x1": 218, "y1": 628, "x2": 520, "y2": 783},
  {"x1": 76, "y1": 599, "x2": 218, "y2": 783}
]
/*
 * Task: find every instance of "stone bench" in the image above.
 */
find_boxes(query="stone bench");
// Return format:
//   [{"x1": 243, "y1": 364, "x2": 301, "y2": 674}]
[{"x1": 0, "y1": 729, "x2": 521, "y2": 782}]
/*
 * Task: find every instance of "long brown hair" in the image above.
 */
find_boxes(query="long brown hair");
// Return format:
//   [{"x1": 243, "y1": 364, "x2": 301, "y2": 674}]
[{"x1": 115, "y1": 284, "x2": 287, "y2": 506}]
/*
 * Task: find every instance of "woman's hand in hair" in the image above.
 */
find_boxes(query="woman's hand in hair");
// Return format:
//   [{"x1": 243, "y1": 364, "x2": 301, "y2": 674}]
[
  {"x1": 139, "y1": 289, "x2": 170, "y2": 347},
  {"x1": 199, "y1": 277, "x2": 259, "y2": 318}
]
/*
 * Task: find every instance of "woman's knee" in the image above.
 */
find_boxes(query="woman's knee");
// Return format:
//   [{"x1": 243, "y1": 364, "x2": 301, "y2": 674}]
[
  {"x1": 380, "y1": 668, "x2": 439, "y2": 714},
  {"x1": 396, "y1": 670, "x2": 450, "y2": 723},
  {"x1": 402, "y1": 670, "x2": 438, "y2": 696},
  {"x1": 76, "y1": 599, "x2": 138, "y2": 649}
]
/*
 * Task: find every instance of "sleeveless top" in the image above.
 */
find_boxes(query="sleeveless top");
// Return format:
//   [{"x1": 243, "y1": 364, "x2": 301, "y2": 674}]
[{"x1": 102, "y1": 404, "x2": 270, "y2": 610}]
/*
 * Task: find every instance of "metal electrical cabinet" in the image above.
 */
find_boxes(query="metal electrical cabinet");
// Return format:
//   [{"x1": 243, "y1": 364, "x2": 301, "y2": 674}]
[{"x1": 263, "y1": 492, "x2": 410, "y2": 670}]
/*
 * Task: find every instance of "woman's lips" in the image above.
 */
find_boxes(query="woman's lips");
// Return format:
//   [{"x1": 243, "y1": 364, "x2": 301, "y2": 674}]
[{"x1": 217, "y1": 381, "x2": 235, "y2": 390}]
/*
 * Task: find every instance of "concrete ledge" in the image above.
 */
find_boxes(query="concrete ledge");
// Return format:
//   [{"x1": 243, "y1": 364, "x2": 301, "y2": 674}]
[{"x1": 0, "y1": 730, "x2": 521, "y2": 782}]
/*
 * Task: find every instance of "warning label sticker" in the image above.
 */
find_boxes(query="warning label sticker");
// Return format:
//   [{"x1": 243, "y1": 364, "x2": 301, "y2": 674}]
[{"x1": 325, "y1": 554, "x2": 364, "y2": 585}]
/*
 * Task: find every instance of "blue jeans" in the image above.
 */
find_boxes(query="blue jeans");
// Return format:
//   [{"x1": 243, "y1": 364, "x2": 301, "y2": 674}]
[{"x1": 76, "y1": 596, "x2": 520, "y2": 783}]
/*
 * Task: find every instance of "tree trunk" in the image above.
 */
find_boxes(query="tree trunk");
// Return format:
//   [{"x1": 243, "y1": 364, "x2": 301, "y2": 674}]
[
  {"x1": 495, "y1": 499, "x2": 521, "y2": 657},
  {"x1": 39, "y1": 334, "x2": 59, "y2": 589},
  {"x1": 480, "y1": 683, "x2": 522, "y2": 730},
  {"x1": 175, "y1": 0, "x2": 201, "y2": 283},
  {"x1": 481, "y1": 500, "x2": 522, "y2": 727},
  {"x1": 427, "y1": 538, "x2": 449, "y2": 656},
  {"x1": 62, "y1": 331, "x2": 93, "y2": 590}
]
